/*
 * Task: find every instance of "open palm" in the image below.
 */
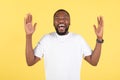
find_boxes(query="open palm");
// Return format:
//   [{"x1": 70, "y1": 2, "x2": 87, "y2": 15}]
[
  {"x1": 24, "y1": 14, "x2": 37, "y2": 35},
  {"x1": 93, "y1": 16, "x2": 104, "y2": 40}
]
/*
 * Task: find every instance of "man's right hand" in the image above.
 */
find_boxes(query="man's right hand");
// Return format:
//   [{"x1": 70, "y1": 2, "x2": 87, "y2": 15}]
[{"x1": 24, "y1": 14, "x2": 37, "y2": 36}]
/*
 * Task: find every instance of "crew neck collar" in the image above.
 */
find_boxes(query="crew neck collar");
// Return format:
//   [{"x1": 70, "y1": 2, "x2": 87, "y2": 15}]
[{"x1": 55, "y1": 32, "x2": 71, "y2": 38}]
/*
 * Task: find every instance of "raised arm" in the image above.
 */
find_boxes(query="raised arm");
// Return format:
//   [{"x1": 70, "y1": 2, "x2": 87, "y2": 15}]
[
  {"x1": 24, "y1": 14, "x2": 40, "y2": 66},
  {"x1": 85, "y1": 16, "x2": 104, "y2": 66}
]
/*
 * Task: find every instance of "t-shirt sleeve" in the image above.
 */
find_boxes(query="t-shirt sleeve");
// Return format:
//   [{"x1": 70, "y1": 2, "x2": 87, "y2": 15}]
[
  {"x1": 34, "y1": 36, "x2": 46, "y2": 59},
  {"x1": 80, "y1": 37, "x2": 92, "y2": 57}
]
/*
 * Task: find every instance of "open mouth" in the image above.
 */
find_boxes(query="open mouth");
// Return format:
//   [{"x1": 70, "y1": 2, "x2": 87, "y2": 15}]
[
  {"x1": 55, "y1": 23, "x2": 68, "y2": 35},
  {"x1": 58, "y1": 24, "x2": 65, "y2": 31},
  {"x1": 58, "y1": 24, "x2": 65, "y2": 27},
  {"x1": 58, "y1": 24, "x2": 66, "y2": 30}
]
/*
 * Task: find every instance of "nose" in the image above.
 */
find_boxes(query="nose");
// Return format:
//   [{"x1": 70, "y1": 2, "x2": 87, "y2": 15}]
[{"x1": 59, "y1": 18, "x2": 64, "y2": 23}]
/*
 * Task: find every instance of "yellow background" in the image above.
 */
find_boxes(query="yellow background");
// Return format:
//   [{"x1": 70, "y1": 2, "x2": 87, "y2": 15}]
[{"x1": 0, "y1": 0, "x2": 120, "y2": 80}]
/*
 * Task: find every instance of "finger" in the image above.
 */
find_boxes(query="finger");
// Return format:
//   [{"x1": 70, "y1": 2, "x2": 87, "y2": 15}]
[
  {"x1": 93, "y1": 24, "x2": 97, "y2": 33},
  {"x1": 97, "y1": 17, "x2": 100, "y2": 25},
  {"x1": 26, "y1": 14, "x2": 29, "y2": 24},
  {"x1": 24, "y1": 17, "x2": 26, "y2": 25},
  {"x1": 34, "y1": 23, "x2": 37, "y2": 30},
  {"x1": 24, "y1": 17, "x2": 27, "y2": 30},
  {"x1": 27, "y1": 13, "x2": 32, "y2": 23},
  {"x1": 27, "y1": 14, "x2": 30, "y2": 23},
  {"x1": 100, "y1": 16, "x2": 104, "y2": 27},
  {"x1": 29, "y1": 14, "x2": 32, "y2": 23}
]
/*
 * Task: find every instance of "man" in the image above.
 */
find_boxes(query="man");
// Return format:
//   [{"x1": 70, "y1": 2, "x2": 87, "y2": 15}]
[{"x1": 24, "y1": 9, "x2": 104, "y2": 80}]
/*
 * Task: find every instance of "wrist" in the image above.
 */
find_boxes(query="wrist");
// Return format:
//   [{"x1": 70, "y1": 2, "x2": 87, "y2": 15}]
[
  {"x1": 96, "y1": 38, "x2": 104, "y2": 43},
  {"x1": 26, "y1": 35, "x2": 32, "y2": 39}
]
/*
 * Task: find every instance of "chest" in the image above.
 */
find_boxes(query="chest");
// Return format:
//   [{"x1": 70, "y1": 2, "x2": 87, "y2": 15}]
[{"x1": 43, "y1": 39, "x2": 83, "y2": 63}]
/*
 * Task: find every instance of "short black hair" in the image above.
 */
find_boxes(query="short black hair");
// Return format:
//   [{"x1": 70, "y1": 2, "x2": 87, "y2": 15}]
[{"x1": 54, "y1": 9, "x2": 70, "y2": 18}]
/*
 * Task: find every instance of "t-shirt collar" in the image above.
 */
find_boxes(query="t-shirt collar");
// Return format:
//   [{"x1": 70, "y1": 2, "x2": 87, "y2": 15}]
[{"x1": 55, "y1": 32, "x2": 70, "y2": 39}]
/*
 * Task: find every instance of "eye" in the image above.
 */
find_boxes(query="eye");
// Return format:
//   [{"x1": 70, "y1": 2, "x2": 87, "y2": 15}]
[
  {"x1": 55, "y1": 17, "x2": 59, "y2": 19},
  {"x1": 55, "y1": 16, "x2": 69, "y2": 20}
]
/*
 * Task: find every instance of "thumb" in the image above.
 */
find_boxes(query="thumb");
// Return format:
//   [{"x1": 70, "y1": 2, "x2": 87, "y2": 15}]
[
  {"x1": 93, "y1": 24, "x2": 97, "y2": 32},
  {"x1": 93, "y1": 24, "x2": 98, "y2": 35},
  {"x1": 34, "y1": 23, "x2": 37, "y2": 30}
]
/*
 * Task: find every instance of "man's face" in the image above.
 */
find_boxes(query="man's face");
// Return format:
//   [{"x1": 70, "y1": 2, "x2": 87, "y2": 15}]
[{"x1": 54, "y1": 11, "x2": 70, "y2": 35}]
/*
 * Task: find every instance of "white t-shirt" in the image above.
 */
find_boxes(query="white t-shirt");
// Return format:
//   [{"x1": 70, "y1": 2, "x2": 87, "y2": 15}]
[{"x1": 34, "y1": 32, "x2": 92, "y2": 80}]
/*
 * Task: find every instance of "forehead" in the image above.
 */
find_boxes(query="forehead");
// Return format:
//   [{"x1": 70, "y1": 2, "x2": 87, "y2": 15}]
[{"x1": 54, "y1": 11, "x2": 69, "y2": 17}]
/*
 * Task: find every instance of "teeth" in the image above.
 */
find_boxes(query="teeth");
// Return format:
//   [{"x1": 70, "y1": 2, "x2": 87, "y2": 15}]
[{"x1": 59, "y1": 24, "x2": 65, "y2": 27}]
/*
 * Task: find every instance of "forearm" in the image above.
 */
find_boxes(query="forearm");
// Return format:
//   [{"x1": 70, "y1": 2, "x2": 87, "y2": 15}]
[
  {"x1": 26, "y1": 35, "x2": 35, "y2": 66},
  {"x1": 86, "y1": 16, "x2": 104, "y2": 66},
  {"x1": 90, "y1": 42, "x2": 102, "y2": 66}
]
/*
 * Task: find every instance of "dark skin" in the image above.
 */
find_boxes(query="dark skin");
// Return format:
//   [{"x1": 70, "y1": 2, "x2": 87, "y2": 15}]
[
  {"x1": 85, "y1": 16, "x2": 104, "y2": 66},
  {"x1": 53, "y1": 11, "x2": 70, "y2": 35},
  {"x1": 24, "y1": 11, "x2": 104, "y2": 66}
]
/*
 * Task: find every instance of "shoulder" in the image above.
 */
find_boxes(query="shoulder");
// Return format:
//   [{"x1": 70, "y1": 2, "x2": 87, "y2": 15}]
[
  {"x1": 70, "y1": 32, "x2": 84, "y2": 39},
  {"x1": 70, "y1": 32, "x2": 87, "y2": 43},
  {"x1": 38, "y1": 32, "x2": 55, "y2": 42}
]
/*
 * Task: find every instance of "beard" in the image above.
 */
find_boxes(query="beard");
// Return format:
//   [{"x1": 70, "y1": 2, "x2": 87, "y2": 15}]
[{"x1": 55, "y1": 26, "x2": 69, "y2": 35}]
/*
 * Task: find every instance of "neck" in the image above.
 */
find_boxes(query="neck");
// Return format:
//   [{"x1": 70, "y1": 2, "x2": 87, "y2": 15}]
[{"x1": 57, "y1": 32, "x2": 69, "y2": 36}]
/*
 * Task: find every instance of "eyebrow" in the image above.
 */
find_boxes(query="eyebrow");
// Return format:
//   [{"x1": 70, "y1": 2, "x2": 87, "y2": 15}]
[
  {"x1": 54, "y1": 16, "x2": 69, "y2": 19},
  {"x1": 55, "y1": 14, "x2": 69, "y2": 17}
]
